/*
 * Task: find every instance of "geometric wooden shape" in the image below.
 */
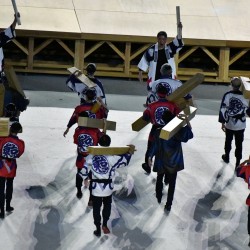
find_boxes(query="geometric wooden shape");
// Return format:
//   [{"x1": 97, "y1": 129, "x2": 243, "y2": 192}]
[
  {"x1": 131, "y1": 116, "x2": 150, "y2": 132},
  {"x1": 240, "y1": 76, "x2": 250, "y2": 99},
  {"x1": 0, "y1": 118, "x2": 10, "y2": 137},
  {"x1": 4, "y1": 65, "x2": 26, "y2": 97},
  {"x1": 0, "y1": 84, "x2": 5, "y2": 117},
  {"x1": 67, "y1": 67, "x2": 96, "y2": 88},
  {"x1": 166, "y1": 73, "x2": 204, "y2": 103},
  {"x1": 78, "y1": 117, "x2": 116, "y2": 131},
  {"x1": 87, "y1": 146, "x2": 130, "y2": 155},
  {"x1": 159, "y1": 106, "x2": 197, "y2": 140}
]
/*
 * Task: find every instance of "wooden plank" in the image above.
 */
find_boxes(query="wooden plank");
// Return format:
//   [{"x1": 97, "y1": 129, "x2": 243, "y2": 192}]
[
  {"x1": 87, "y1": 146, "x2": 130, "y2": 155},
  {"x1": 166, "y1": 73, "x2": 204, "y2": 103},
  {"x1": 78, "y1": 117, "x2": 116, "y2": 131},
  {"x1": 0, "y1": 84, "x2": 5, "y2": 117},
  {"x1": 0, "y1": 118, "x2": 9, "y2": 137},
  {"x1": 4, "y1": 65, "x2": 26, "y2": 98},
  {"x1": 160, "y1": 106, "x2": 197, "y2": 140},
  {"x1": 131, "y1": 116, "x2": 149, "y2": 132},
  {"x1": 240, "y1": 76, "x2": 250, "y2": 99},
  {"x1": 67, "y1": 67, "x2": 96, "y2": 88}
]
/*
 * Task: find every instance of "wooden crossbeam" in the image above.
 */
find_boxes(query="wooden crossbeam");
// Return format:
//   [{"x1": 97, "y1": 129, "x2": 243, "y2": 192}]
[
  {"x1": 201, "y1": 46, "x2": 219, "y2": 65},
  {"x1": 239, "y1": 76, "x2": 250, "y2": 99},
  {"x1": 160, "y1": 106, "x2": 197, "y2": 140},
  {"x1": 87, "y1": 146, "x2": 130, "y2": 155},
  {"x1": 229, "y1": 49, "x2": 249, "y2": 66},
  {"x1": 106, "y1": 41, "x2": 125, "y2": 60},
  {"x1": 56, "y1": 39, "x2": 74, "y2": 58},
  {"x1": 130, "y1": 44, "x2": 151, "y2": 61},
  {"x1": 4, "y1": 65, "x2": 26, "y2": 98},
  {"x1": 84, "y1": 41, "x2": 105, "y2": 58},
  {"x1": 131, "y1": 117, "x2": 150, "y2": 132},
  {"x1": 67, "y1": 67, "x2": 96, "y2": 88},
  {"x1": 12, "y1": 40, "x2": 28, "y2": 55},
  {"x1": 78, "y1": 117, "x2": 116, "y2": 131},
  {"x1": 34, "y1": 39, "x2": 54, "y2": 55},
  {"x1": 0, "y1": 118, "x2": 10, "y2": 137}
]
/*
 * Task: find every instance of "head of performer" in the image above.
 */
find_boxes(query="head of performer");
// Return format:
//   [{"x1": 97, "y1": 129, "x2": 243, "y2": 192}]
[
  {"x1": 83, "y1": 87, "x2": 97, "y2": 102},
  {"x1": 98, "y1": 134, "x2": 111, "y2": 147},
  {"x1": 160, "y1": 63, "x2": 172, "y2": 78},
  {"x1": 161, "y1": 109, "x2": 175, "y2": 126},
  {"x1": 157, "y1": 31, "x2": 167, "y2": 48},
  {"x1": 10, "y1": 122, "x2": 22, "y2": 135},
  {"x1": 5, "y1": 103, "x2": 17, "y2": 118},
  {"x1": 230, "y1": 77, "x2": 241, "y2": 90},
  {"x1": 86, "y1": 63, "x2": 96, "y2": 76},
  {"x1": 156, "y1": 83, "x2": 168, "y2": 98}
]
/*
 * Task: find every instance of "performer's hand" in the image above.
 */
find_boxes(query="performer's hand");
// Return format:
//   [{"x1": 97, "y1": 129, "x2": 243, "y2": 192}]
[
  {"x1": 221, "y1": 124, "x2": 226, "y2": 132},
  {"x1": 127, "y1": 144, "x2": 136, "y2": 154},
  {"x1": 177, "y1": 22, "x2": 183, "y2": 29},
  {"x1": 138, "y1": 70, "x2": 144, "y2": 84},
  {"x1": 84, "y1": 179, "x2": 89, "y2": 188},
  {"x1": 63, "y1": 128, "x2": 69, "y2": 137}
]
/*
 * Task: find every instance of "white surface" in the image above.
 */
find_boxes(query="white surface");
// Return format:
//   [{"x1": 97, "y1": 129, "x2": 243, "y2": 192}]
[{"x1": 0, "y1": 106, "x2": 250, "y2": 249}]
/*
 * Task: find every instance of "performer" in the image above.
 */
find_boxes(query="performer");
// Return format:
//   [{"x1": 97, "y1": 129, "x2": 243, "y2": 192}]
[
  {"x1": 141, "y1": 83, "x2": 180, "y2": 174},
  {"x1": 148, "y1": 110, "x2": 193, "y2": 211},
  {"x1": 147, "y1": 63, "x2": 192, "y2": 105},
  {"x1": 0, "y1": 14, "x2": 19, "y2": 77},
  {"x1": 73, "y1": 111, "x2": 104, "y2": 203},
  {"x1": 219, "y1": 77, "x2": 250, "y2": 168},
  {"x1": 63, "y1": 88, "x2": 108, "y2": 137},
  {"x1": 138, "y1": 27, "x2": 183, "y2": 87},
  {"x1": 79, "y1": 135, "x2": 135, "y2": 237},
  {"x1": 66, "y1": 63, "x2": 107, "y2": 105},
  {"x1": 0, "y1": 122, "x2": 25, "y2": 218},
  {"x1": 236, "y1": 156, "x2": 250, "y2": 247}
]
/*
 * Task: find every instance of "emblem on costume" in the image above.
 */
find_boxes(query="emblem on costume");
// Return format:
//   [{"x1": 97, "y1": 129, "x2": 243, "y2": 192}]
[
  {"x1": 78, "y1": 134, "x2": 93, "y2": 152},
  {"x1": 2, "y1": 142, "x2": 19, "y2": 158},
  {"x1": 155, "y1": 107, "x2": 169, "y2": 125},
  {"x1": 86, "y1": 111, "x2": 96, "y2": 119},
  {"x1": 225, "y1": 97, "x2": 245, "y2": 124},
  {"x1": 92, "y1": 156, "x2": 109, "y2": 174}
]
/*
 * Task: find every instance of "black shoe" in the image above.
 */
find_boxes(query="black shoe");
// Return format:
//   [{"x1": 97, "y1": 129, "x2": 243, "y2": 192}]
[
  {"x1": 0, "y1": 210, "x2": 4, "y2": 218},
  {"x1": 76, "y1": 191, "x2": 83, "y2": 199},
  {"x1": 6, "y1": 206, "x2": 14, "y2": 212},
  {"x1": 164, "y1": 204, "x2": 171, "y2": 212},
  {"x1": 156, "y1": 194, "x2": 162, "y2": 204},
  {"x1": 93, "y1": 229, "x2": 101, "y2": 237},
  {"x1": 222, "y1": 154, "x2": 229, "y2": 163},
  {"x1": 142, "y1": 163, "x2": 151, "y2": 174}
]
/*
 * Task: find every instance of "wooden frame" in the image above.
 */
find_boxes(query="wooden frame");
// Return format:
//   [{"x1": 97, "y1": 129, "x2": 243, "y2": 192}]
[
  {"x1": 0, "y1": 118, "x2": 10, "y2": 137},
  {"x1": 78, "y1": 117, "x2": 116, "y2": 131},
  {"x1": 87, "y1": 146, "x2": 130, "y2": 155}
]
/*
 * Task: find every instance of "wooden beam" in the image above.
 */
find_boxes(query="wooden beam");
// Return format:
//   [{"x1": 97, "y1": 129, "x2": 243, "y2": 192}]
[
  {"x1": 130, "y1": 44, "x2": 151, "y2": 61},
  {"x1": 87, "y1": 146, "x2": 130, "y2": 155},
  {"x1": 67, "y1": 67, "x2": 96, "y2": 88},
  {"x1": 84, "y1": 41, "x2": 105, "y2": 58},
  {"x1": 160, "y1": 106, "x2": 197, "y2": 140},
  {"x1": 0, "y1": 118, "x2": 10, "y2": 137},
  {"x1": 34, "y1": 39, "x2": 54, "y2": 55},
  {"x1": 27, "y1": 37, "x2": 34, "y2": 70},
  {"x1": 125, "y1": 42, "x2": 131, "y2": 76},
  {"x1": 74, "y1": 40, "x2": 84, "y2": 70},
  {"x1": 178, "y1": 46, "x2": 199, "y2": 63},
  {"x1": 229, "y1": 48, "x2": 249, "y2": 66},
  {"x1": 106, "y1": 41, "x2": 125, "y2": 60},
  {"x1": 56, "y1": 39, "x2": 74, "y2": 58},
  {"x1": 219, "y1": 47, "x2": 230, "y2": 82},
  {"x1": 12, "y1": 39, "x2": 29, "y2": 55},
  {"x1": 200, "y1": 46, "x2": 219, "y2": 65},
  {"x1": 131, "y1": 117, "x2": 150, "y2": 132},
  {"x1": 78, "y1": 117, "x2": 116, "y2": 131}
]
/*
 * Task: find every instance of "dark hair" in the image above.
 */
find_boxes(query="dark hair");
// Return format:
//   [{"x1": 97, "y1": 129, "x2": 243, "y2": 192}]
[
  {"x1": 10, "y1": 122, "x2": 22, "y2": 134},
  {"x1": 85, "y1": 88, "x2": 96, "y2": 101},
  {"x1": 162, "y1": 110, "x2": 175, "y2": 124},
  {"x1": 156, "y1": 83, "x2": 168, "y2": 96},
  {"x1": 157, "y1": 31, "x2": 167, "y2": 38},
  {"x1": 86, "y1": 63, "x2": 96, "y2": 74},
  {"x1": 98, "y1": 134, "x2": 111, "y2": 147},
  {"x1": 79, "y1": 111, "x2": 89, "y2": 117}
]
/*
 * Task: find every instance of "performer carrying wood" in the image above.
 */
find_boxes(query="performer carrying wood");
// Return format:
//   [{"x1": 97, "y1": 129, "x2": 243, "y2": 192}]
[
  {"x1": 78, "y1": 134, "x2": 135, "y2": 237},
  {"x1": 138, "y1": 6, "x2": 183, "y2": 87},
  {"x1": 141, "y1": 83, "x2": 180, "y2": 174},
  {"x1": 148, "y1": 110, "x2": 193, "y2": 211}
]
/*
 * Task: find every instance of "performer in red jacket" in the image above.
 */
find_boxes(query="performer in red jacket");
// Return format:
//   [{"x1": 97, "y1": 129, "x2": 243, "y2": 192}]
[{"x1": 0, "y1": 122, "x2": 25, "y2": 218}]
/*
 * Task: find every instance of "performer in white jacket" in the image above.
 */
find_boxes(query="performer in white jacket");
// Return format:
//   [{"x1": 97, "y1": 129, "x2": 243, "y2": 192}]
[
  {"x1": 138, "y1": 26, "x2": 183, "y2": 87},
  {"x1": 79, "y1": 135, "x2": 135, "y2": 237}
]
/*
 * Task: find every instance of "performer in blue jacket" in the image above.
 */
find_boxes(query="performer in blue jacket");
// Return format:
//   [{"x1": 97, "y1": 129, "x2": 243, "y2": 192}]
[{"x1": 148, "y1": 110, "x2": 193, "y2": 212}]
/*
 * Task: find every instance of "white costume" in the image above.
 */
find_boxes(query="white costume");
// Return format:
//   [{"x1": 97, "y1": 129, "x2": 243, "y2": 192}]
[
  {"x1": 138, "y1": 37, "x2": 184, "y2": 83},
  {"x1": 79, "y1": 153, "x2": 132, "y2": 197}
]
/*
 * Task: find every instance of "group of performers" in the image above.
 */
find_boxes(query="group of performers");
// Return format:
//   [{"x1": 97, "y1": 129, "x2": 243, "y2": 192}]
[{"x1": 1, "y1": 10, "x2": 250, "y2": 247}]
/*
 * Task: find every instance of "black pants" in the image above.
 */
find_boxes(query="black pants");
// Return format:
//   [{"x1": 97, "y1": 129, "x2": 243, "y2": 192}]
[
  {"x1": 224, "y1": 128, "x2": 244, "y2": 162},
  {"x1": 156, "y1": 172, "x2": 177, "y2": 206},
  {"x1": 0, "y1": 177, "x2": 14, "y2": 209},
  {"x1": 145, "y1": 125, "x2": 160, "y2": 163},
  {"x1": 76, "y1": 168, "x2": 83, "y2": 190},
  {"x1": 92, "y1": 195, "x2": 112, "y2": 228}
]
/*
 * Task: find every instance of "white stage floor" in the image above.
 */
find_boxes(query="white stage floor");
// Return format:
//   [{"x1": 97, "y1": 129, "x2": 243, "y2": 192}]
[{"x1": 0, "y1": 99, "x2": 250, "y2": 249}]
